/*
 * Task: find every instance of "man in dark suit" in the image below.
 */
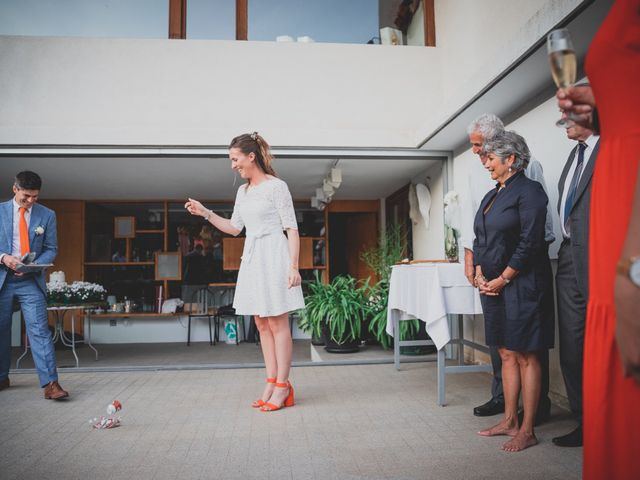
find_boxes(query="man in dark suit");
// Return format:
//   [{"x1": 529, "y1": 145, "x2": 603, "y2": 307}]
[
  {"x1": 0, "y1": 171, "x2": 68, "y2": 399},
  {"x1": 553, "y1": 125, "x2": 599, "y2": 447}
]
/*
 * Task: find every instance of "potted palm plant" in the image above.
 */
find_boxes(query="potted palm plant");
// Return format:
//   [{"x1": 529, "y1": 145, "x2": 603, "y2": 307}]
[
  {"x1": 299, "y1": 273, "x2": 369, "y2": 353},
  {"x1": 322, "y1": 275, "x2": 368, "y2": 353}
]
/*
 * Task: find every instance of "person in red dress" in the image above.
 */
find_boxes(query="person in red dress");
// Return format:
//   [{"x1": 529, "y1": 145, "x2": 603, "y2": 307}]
[{"x1": 557, "y1": 1, "x2": 640, "y2": 478}]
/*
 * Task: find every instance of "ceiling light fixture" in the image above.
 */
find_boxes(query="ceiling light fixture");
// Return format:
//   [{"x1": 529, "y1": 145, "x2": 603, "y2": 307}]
[{"x1": 311, "y1": 162, "x2": 343, "y2": 210}]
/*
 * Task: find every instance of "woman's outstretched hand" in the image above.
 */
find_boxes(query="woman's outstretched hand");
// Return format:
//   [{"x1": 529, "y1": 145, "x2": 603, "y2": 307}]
[
  {"x1": 185, "y1": 198, "x2": 207, "y2": 218},
  {"x1": 288, "y1": 267, "x2": 301, "y2": 289}
]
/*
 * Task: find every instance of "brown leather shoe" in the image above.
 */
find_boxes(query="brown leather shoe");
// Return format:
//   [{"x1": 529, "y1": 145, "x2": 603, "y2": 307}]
[
  {"x1": 0, "y1": 377, "x2": 9, "y2": 391},
  {"x1": 44, "y1": 381, "x2": 69, "y2": 400}
]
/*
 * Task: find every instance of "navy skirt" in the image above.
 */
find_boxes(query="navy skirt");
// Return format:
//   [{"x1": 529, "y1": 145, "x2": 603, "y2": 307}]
[{"x1": 480, "y1": 255, "x2": 555, "y2": 352}]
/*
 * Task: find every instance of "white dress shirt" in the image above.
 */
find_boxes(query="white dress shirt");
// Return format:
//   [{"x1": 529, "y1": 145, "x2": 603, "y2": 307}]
[
  {"x1": 460, "y1": 156, "x2": 555, "y2": 251},
  {"x1": 559, "y1": 134, "x2": 599, "y2": 238},
  {"x1": 0, "y1": 198, "x2": 32, "y2": 263}
]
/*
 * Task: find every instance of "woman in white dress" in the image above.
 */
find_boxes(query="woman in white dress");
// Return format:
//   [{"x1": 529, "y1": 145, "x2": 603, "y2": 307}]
[{"x1": 185, "y1": 132, "x2": 305, "y2": 412}]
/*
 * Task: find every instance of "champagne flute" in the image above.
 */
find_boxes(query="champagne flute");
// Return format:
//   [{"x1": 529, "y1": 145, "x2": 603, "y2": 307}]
[{"x1": 547, "y1": 28, "x2": 577, "y2": 127}]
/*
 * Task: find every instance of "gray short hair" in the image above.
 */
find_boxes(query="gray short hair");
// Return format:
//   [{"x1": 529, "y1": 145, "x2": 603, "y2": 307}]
[
  {"x1": 481, "y1": 131, "x2": 531, "y2": 171},
  {"x1": 466, "y1": 113, "x2": 505, "y2": 139}
]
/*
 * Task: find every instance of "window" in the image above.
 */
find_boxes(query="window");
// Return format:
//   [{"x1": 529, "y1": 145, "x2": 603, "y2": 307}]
[
  {"x1": 0, "y1": 0, "x2": 168, "y2": 38},
  {"x1": 186, "y1": 0, "x2": 235, "y2": 40},
  {"x1": 0, "y1": 0, "x2": 432, "y2": 45},
  {"x1": 248, "y1": 0, "x2": 379, "y2": 44}
]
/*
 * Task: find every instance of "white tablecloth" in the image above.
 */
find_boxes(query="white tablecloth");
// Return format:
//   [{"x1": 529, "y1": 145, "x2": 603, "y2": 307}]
[{"x1": 386, "y1": 263, "x2": 483, "y2": 349}]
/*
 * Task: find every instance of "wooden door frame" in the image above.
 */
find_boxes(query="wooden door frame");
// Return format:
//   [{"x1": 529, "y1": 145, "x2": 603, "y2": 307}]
[{"x1": 327, "y1": 200, "x2": 381, "y2": 282}]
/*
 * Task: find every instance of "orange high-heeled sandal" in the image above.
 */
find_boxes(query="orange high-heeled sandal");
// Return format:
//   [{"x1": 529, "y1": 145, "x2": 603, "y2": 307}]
[
  {"x1": 251, "y1": 377, "x2": 276, "y2": 408},
  {"x1": 260, "y1": 381, "x2": 294, "y2": 412}
]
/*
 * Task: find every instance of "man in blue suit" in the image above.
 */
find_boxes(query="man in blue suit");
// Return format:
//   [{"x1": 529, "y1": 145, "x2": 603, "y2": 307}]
[{"x1": 0, "y1": 171, "x2": 68, "y2": 399}]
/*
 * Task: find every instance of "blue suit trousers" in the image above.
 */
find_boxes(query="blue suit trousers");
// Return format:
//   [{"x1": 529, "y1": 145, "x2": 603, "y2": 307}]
[{"x1": 0, "y1": 274, "x2": 58, "y2": 387}]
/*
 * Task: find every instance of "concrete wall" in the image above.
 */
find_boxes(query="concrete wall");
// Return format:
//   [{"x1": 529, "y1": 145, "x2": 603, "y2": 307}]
[
  {"x1": 87, "y1": 315, "x2": 310, "y2": 344},
  {"x1": 0, "y1": 35, "x2": 437, "y2": 148},
  {"x1": 414, "y1": 0, "x2": 581, "y2": 144},
  {"x1": 412, "y1": 161, "x2": 445, "y2": 259}
]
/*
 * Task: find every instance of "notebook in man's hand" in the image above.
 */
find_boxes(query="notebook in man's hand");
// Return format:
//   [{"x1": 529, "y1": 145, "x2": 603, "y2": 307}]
[
  {"x1": 15, "y1": 263, "x2": 53, "y2": 273},
  {"x1": 21, "y1": 253, "x2": 36, "y2": 264}
]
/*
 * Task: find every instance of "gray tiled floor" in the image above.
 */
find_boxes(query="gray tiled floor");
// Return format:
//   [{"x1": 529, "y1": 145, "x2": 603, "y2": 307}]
[
  {"x1": 10, "y1": 340, "x2": 435, "y2": 370},
  {"x1": 0, "y1": 363, "x2": 581, "y2": 480},
  {"x1": 11, "y1": 340, "x2": 311, "y2": 369}
]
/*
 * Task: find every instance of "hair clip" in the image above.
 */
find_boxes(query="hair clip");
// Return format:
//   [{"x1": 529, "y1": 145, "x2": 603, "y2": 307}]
[{"x1": 250, "y1": 131, "x2": 258, "y2": 141}]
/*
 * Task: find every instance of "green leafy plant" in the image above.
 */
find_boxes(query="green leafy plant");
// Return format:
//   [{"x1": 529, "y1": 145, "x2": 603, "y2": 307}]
[
  {"x1": 298, "y1": 272, "x2": 328, "y2": 340},
  {"x1": 360, "y1": 223, "x2": 406, "y2": 283},
  {"x1": 361, "y1": 223, "x2": 419, "y2": 348},
  {"x1": 363, "y1": 279, "x2": 419, "y2": 349},
  {"x1": 323, "y1": 275, "x2": 368, "y2": 344},
  {"x1": 299, "y1": 273, "x2": 369, "y2": 345}
]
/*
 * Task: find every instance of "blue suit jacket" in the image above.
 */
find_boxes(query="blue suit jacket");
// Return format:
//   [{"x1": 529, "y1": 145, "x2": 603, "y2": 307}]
[{"x1": 0, "y1": 200, "x2": 58, "y2": 294}]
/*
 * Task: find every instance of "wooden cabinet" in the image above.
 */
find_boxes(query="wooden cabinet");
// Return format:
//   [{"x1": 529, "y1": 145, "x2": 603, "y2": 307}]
[
  {"x1": 299, "y1": 237, "x2": 314, "y2": 270},
  {"x1": 40, "y1": 200, "x2": 85, "y2": 333},
  {"x1": 40, "y1": 200, "x2": 85, "y2": 283},
  {"x1": 222, "y1": 237, "x2": 245, "y2": 270}
]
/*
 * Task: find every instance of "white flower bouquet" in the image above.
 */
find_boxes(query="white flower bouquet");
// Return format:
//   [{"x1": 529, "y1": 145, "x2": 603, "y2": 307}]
[{"x1": 47, "y1": 279, "x2": 106, "y2": 305}]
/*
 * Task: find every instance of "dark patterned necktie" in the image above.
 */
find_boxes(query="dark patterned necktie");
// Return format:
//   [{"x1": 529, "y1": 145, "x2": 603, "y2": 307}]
[{"x1": 563, "y1": 143, "x2": 587, "y2": 234}]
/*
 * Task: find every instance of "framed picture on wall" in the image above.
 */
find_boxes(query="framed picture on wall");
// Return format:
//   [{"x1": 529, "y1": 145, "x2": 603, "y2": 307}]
[
  {"x1": 114, "y1": 216, "x2": 136, "y2": 238},
  {"x1": 155, "y1": 252, "x2": 182, "y2": 280}
]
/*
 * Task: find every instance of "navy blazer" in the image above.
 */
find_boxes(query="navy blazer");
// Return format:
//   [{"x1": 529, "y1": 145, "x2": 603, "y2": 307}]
[
  {"x1": 473, "y1": 172, "x2": 554, "y2": 350},
  {"x1": 0, "y1": 200, "x2": 58, "y2": 294},
  {"x1": 473, "y1": 172, "x2": 548, "y2": 279}
]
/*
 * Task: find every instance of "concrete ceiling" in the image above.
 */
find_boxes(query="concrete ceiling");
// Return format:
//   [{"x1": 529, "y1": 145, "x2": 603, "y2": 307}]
[{"x1": 0, "y1": 155, "x2": 443, "y2": 201}]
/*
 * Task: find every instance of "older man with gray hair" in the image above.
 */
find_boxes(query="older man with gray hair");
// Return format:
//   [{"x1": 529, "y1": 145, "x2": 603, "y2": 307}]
[{"x1": 461, "y1": 114, "x2": 553, "y2": 423}]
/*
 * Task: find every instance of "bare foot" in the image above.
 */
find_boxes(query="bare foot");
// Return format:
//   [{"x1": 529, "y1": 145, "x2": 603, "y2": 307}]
[
  {"x1": 251, "y1": 382, "x2": 275, "y2": 407},
  {"x1": 501, "y1": 431, "x2": 538, "y2": 452},
  {"x1": 478, "y1": 418, "x2": 519, "y2": 437}
]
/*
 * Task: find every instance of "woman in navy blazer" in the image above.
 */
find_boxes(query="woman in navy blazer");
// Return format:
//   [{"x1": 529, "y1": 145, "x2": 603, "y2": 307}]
[{"x1": 473, "y1": 131, "x2": 554, "y2": 452}]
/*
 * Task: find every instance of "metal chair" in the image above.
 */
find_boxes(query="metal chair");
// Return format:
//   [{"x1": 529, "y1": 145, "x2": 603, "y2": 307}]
[{"x1": 187, "y1": 287, "x2": 217, "y2": 346}]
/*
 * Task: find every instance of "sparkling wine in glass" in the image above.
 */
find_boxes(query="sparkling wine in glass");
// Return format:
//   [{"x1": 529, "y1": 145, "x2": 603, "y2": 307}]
[{"x1": 547, "y1": 28, "x2": 577, "y2": 127}]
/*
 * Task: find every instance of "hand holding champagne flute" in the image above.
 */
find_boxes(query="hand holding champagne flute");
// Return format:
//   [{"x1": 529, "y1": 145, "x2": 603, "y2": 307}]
[{"x1": 547, "y1": 28, "x2": 577, "y2": 127}]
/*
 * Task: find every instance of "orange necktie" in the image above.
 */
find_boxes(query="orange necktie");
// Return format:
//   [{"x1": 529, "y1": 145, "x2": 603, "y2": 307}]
[{"x1": 19, "y1": 207, "x2": 30, "y2": 256}]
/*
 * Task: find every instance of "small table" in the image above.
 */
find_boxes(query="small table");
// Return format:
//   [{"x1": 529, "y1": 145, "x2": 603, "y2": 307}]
[
  {"x1": 386, "y1": 262, "x2": 492, "y2": 406},
  {"x1": 16, "y1": 305, "x2": 97, "y2": 369}
]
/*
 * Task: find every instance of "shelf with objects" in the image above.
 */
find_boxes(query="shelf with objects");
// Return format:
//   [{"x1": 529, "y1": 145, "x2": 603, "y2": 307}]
[
  {"x1": 79, "y1": 199, "x2": 327, "y2": 345},
  {"x1": 84, "y1": 202, "x2": 168, "y2": 315}
]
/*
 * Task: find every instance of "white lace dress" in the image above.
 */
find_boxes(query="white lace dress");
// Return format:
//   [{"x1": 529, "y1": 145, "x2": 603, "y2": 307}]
[{"x1": 230, "y1": 176, "x2": 305, "y2": 317}]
